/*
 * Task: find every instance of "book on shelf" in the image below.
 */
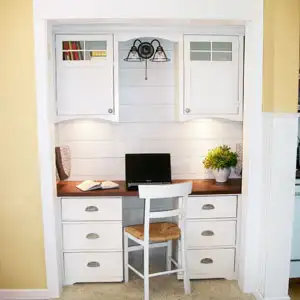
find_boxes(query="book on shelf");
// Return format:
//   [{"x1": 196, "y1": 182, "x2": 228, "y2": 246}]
[
  {"x1": 71, "y1": 41, "x2": 79, "y2": 60},
  {"x1": 68, "y1": 41, "x2": 74, "y2": 60},
  {"x1": 62, "y1": 41, "x2": 83, "y2": 61}
]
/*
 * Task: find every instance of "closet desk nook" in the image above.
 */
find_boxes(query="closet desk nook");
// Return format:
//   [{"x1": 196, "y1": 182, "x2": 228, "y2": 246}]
[{"x1": 57, "y1": 179, "x2": 242, "y2": 285}]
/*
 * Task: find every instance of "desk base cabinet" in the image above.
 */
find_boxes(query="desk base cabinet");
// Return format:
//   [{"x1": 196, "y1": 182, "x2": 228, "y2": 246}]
[
  {"x1": 178, "y1": 195, "x2": 239, "y2": 280},
  {"x1": 59, "y1": 194, "x2": 240, "y2": 284},
  {"x1": 61, "y1": 197, "x2": 123, "y2": 285}
]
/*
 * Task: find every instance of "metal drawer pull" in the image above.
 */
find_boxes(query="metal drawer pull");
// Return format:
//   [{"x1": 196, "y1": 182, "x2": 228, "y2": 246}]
[
  {"x1": 85, "y1": 206, "x2": 99, "y2": 212},
  {"x1": 202, "y1": 204, "x2": 215, "y2": 210},
  {"x1": 86, "y1": 233, "x2": 99, "y2": 239},
  {"x1": 87, "y1": 261, "x2": 100, "y2": 268},
  {"x1": 201, "y1": 230, "x2": 214, "y2": 236},
  {"x1": 201, "y1": 258, "x2": 214, "y2": 264}
]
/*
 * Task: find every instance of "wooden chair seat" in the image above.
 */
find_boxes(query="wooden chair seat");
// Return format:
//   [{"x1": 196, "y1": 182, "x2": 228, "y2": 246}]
[{"x1": 125, "y1": 222, "x2": 181, "y2": 242}]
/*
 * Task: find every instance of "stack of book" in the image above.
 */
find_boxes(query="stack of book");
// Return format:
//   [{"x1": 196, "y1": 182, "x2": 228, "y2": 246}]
[{"x1": 63, "y1": 41, "x2": 84, "y2": 60}]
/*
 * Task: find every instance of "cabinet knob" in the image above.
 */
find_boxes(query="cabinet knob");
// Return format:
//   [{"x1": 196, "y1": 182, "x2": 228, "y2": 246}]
[
  {"x1": 108, "y1": 108, "x2": 113, "y2": 114},
  {"x1": 185, "y1": 108, "x2": 191, "y2": 113}
]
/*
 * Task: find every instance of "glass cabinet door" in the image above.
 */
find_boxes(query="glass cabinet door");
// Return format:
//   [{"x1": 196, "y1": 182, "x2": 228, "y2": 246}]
[
  {"x1": 57, "y1": 35, "x2": 113, "y2": 64},
  {"x1": 184, "y1": 35, "x2": 240, "y2": 117}
]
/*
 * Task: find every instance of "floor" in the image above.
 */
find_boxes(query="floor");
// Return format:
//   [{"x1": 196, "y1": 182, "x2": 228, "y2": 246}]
[
  {"x1": 289, "y1": 279, "x2": 300, "y2": 300},
  {"x1": 58, "y1": 278, "x2": 255, "y2": 300}
]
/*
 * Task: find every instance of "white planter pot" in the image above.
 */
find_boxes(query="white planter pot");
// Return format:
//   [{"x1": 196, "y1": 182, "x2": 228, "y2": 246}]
[{"x1": 212, "y1": 168, "x2": 231, "y2": 183}]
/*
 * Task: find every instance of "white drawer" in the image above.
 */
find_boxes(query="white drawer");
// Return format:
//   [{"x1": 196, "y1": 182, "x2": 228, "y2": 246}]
[
  {"x1": 187, "y1": 196, "x2": 237, "y2": 219},
  {"x1": 187, "y1": 249, "x2": 235, "y2": 279},
  {"x1": 187, "y1": 220, "x2": 236, "y2": 248},
  {"x1": 64, "y1": 252, "x2": 123, "y2": 284},
  {"x1": 63, "y1": 222, "x2": 122, "y2": 251},
  {"x1": 62, "y1": 197, "x2": 122, "y2": 221}
]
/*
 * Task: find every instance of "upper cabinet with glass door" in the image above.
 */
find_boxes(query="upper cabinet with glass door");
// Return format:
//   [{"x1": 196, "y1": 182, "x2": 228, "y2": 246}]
[
  {"x1": 55, "y1": 34, "x2": 118, "y2": 122},
  {"x1": 181, "y1": 35, "x2": 243, "y2": 121}
]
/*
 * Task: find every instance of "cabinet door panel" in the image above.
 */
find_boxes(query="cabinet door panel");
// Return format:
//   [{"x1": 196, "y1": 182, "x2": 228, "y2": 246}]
[
  {"x1": 56, "y1": 35, "x2": 114, "y2": 116},
  {"x1": 184, "y1": 35, "x2": 240, "y2": 116},
  {"x1": 57, "y1": 66, "x2": 113, "y2": 115}
]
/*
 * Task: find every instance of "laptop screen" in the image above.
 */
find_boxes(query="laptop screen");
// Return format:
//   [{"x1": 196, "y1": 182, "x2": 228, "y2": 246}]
[{"x1": 125, "y1": 153, "x2": 171, "y2": 184}]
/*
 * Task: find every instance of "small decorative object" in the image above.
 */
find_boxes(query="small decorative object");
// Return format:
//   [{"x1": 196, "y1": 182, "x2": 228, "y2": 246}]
[
  {"x1": 235, "y1": 143, "x2": 243, "y2": 176},
  {"x1": 55, "y1": 145, "x2": 71, "y2": 180},
  {"x1": 203, "y1": 145, "x2": 238, "y2": 183}
]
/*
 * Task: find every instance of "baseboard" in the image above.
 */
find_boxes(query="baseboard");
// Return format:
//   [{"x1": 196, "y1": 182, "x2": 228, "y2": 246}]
[
  {"x1": 253, "y1": 290, "x2": 290, "y2": 300},
  {"x1": 0, "y1": 289, "x2": 50, "y2": 300}
]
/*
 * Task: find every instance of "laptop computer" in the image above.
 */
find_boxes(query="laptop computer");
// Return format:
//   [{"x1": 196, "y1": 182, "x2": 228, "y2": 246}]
[{"x1": 125, "y1": 153, "x2": 172, "y2": 190}]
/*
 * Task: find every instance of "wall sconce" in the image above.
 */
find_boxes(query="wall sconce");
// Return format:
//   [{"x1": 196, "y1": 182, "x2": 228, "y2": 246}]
[{"x1": 124, "y1": 39, "x2": 170, "y2": 80}]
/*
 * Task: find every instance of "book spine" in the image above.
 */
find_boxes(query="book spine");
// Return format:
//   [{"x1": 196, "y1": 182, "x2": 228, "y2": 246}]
[
  {"x1": 72, "y1": 41, "x2": 79, "y2": 60},
  {"x1": 77, "y1": 42, "x2": 84, "y2": 60},
  {"x1": 62, "y1": 41, "x2": 69, "y2": 50},
  {"x1": 68, "y1": 41, "x2": 74, "y2": 60},
  {"x1": 63, "y1": 52, "x2": 70, "y2": 60}
]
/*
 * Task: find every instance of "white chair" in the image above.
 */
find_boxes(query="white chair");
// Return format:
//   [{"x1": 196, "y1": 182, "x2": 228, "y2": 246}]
[{"x1": 123, "y1": 182, "x2": 192, "y2": 300}]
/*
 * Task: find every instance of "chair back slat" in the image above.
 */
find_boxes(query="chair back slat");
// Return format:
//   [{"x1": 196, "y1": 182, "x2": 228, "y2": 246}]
[
  {"x1": 149, "y1": 208, "x2": 181, "y2": 219},
  {"x1": 138, "y1": 182, "x2": 193, "y2": 236},
  {"x1": 138, "y1": 182, "x2": 192, "y2": 199}
]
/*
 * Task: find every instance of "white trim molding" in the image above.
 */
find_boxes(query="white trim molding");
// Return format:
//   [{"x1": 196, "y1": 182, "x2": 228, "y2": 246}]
[
  {"x1": 254, "y1": 290, "x2": 290, "y2": 300},
  {"x1": 255, "y1": 112, "x2": 298, "y2": 300},
  {"x1": 0, "y1": 290, "x2": 50, "y2": 300},
  {"x1": 32, "y1": 16, "x2": 62, "y2": 299}
]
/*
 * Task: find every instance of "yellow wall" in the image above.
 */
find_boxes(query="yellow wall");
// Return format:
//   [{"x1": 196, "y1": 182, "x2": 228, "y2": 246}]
[
  {"x1": 262, "y1": 0, "x2": 300, "y2": 113},
  {"x1": 0, "y1": 0, "x2": 46, "y2": 289}
]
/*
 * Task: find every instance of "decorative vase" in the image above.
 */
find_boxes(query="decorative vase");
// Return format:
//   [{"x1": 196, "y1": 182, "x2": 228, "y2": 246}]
[{"x1": 212, "y1": 168, "x2": 231, "y2": 183}]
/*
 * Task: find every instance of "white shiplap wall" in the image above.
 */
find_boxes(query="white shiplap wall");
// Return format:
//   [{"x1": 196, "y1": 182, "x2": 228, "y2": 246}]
[{"x1": 57, "y1": 38, "x2": 243, "y2": 181}]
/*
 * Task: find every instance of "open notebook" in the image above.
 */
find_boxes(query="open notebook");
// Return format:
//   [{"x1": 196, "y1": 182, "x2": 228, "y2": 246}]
[{"x1": 76, "y1": 180, "x2": 119, "y2": 191}]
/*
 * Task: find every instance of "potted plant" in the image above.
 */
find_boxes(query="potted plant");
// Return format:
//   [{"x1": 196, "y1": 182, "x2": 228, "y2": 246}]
[{"x1": 203, "y1": 145, "x2": 238, "y2": 183}]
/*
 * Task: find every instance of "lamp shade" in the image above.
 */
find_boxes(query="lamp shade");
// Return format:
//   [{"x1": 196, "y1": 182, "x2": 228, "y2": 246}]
[
  {"x1": 124, "y1": 45, "x2": 142, "y2": 62},
  {"x1": 151, "y1": 45, "x2": 170, "y2": 62}
]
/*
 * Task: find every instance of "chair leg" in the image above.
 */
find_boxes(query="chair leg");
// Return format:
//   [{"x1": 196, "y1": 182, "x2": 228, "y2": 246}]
[
  {"x1": 124, "y1": 230, "x2": 129, "y2": 283},
  {"x1": 180, "y1": 234, "x2": 191, "y2": 294},
  {"x1": 144, "y1": 242, "x2": 149, "y2": 300},
  {"x1": 166, "y1": 240, "x2": 172, "y2": 271}
]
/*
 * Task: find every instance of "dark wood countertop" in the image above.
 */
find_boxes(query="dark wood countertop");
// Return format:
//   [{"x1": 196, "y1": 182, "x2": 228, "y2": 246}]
[{"x1": 57, "y1": 179, "x2": 242, "y2": 197}]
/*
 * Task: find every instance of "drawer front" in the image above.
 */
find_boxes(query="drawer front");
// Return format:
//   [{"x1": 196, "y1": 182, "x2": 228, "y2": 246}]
[
  {"x1": 64, "y1": 252, "x2": 123, "y2": 284},
  {"x1": 63, "y1": 223, "x2": 122, "y2": 250},
  {"x1": 187, "y1": 220, "x2": 236, "y2": 247},
  {"x1": 62, "y1": 197, "x2": 122, "y2": 221},
  {"x1": 187, "y1": 196, "x2": 237, "y2": 219},
  {"x1": 187, "y1": 249, "x2": 235, "y2": 279}
]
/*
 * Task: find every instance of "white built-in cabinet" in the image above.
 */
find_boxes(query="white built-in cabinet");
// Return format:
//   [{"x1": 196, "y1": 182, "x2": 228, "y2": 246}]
[
  {"x1": 60, "y1": 194, "x2": 240, "y2": 285},
  {"x1": 54, "y1": 32, "x2": 243, "y2": 123},
  {"x1": 55, "y1": 34, "x2": 119, "y2": 122},
  {"x1": 181, "y1": 35, "x2": 243, "y2": 121}
]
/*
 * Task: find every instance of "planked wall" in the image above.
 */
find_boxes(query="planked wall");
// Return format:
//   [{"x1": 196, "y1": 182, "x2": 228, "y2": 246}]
[{"x1": 56, "y1": 38, "x2": 243, "y2": 181}]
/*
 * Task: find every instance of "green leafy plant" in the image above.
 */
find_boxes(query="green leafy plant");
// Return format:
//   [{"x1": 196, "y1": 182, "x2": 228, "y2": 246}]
[{"x1": 203, "y1": 145, "x2": 238, "y2": 170}]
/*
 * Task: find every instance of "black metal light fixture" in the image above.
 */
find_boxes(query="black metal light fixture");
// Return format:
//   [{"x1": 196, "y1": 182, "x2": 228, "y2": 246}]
[
  {"x1": 124, "y1": 39, "x2": 142, "y2": 62},
  {"x1": 124, "y1": 39, "x2": 170, "y2": 80}
]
